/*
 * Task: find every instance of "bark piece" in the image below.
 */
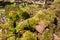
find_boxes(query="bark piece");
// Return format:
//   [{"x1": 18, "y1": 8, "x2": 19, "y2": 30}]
[{"x1": 35, "y1": 20, "x2": 46, "y2": 34}]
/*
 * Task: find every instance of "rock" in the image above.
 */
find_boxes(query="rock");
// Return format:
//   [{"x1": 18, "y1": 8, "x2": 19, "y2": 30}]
[{"x1": 53, "y1": 34, "x2": 60, "y2": 40}]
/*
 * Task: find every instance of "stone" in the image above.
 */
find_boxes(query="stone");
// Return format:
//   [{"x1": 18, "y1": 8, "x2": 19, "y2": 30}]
[{"x1": 53, "y1": 34, "x2": 60, "y2": 40}]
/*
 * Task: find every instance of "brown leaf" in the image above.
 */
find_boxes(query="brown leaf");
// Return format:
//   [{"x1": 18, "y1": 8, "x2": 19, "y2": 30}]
[{"x1": 35, "y1": 20, "x2": 46, "y2": 34}]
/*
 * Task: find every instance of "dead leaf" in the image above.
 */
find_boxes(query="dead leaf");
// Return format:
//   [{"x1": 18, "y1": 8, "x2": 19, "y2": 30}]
[{"x1": 35, "y1": 20, "x2": 46, "y2": 34}]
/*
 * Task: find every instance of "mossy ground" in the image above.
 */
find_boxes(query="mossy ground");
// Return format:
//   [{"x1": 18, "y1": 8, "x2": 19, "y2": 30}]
[{"x1": 0, "y1": 0, "x2": 60, "y2": 40}]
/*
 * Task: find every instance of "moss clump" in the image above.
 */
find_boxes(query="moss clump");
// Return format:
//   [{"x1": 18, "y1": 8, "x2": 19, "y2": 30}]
[
  {"x1": 5, "y1": 5, "x2": 19, "y2": 21},
  {"x1": 20, "y1": 31, "x2": 37, "y2": 40},
  {"x1": 54, "y1": 9, "x2": 60, "y2": 18},
  {"x1": 1, "y1": 20, "x2": 15, "y2": 32},
  {"x1": 16, "y1": 9, "x2": 56, "y2": 32},
  {"x1": 53, "y1": 0, "x2": 60, "y2": 9},
  {"x1": 40, "y1": 29, "x2": 53, "y2": 40},
  {"x1": 7, "y1": 36, "x2": 15, "y2": 40}
]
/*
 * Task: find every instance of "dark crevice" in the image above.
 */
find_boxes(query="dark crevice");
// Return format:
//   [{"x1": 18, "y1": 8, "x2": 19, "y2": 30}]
[
  {"x1": 22, "y1": 12, "x2": 30, "y2": 19},
  {"x1": 13, "y1": 21, "x2": 16, "y2": 28},
  {"x1": 24, "y1": 27, "x2": 36, "y2": 33},
  {"x1": 15, "y1": 32, "x2": 22, "y2": 38},
  {"x1": 54, "y1": 18, "x2": 58, "y2": 25},
  {"x1": 37, "y1": 37, "x2": 39, "y2": 40}
]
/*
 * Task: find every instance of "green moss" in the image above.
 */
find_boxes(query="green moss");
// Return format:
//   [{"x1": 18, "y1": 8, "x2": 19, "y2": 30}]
[
  {"x1": 5, "y1": 5, "x2": 19, "y2": 21},
  {"x1": 20, "y1": 31, "x2": 37, "y2": 40},
  {"x1": 7, "y1": 36, "x2": 15, "y2": 40},
  {"x1": 40, "y1": 29, "x2": 53, "y2": 40},
  {"x1": 54, "y1": 9, "x2": 60, "y2": 18},
  {"x1": 49, "y1": 23, "x2": 57, "y2": 33},
  {"x1": 54, "y1": 0, "x2": 60, "y2": 3},
  {"x1": 1, "y1": 21, "x2": 15, "y2": 32},
  {"x1": 53, "y1": 0, "x2": 60, "y2": 9},
  {"x1": 16, "y1": 9, "x2": 56, "y2": 32}
]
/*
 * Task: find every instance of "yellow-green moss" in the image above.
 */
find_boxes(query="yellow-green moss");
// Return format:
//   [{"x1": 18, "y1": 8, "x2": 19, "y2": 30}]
[
  {"x1": 20, "y1": 31, "x2": 37, "y2": 40},
  {"x1": 16, "y1": 9, "x2": 56, "y2": 32},
  {"x1": 40, "y1": 29, "x2": 53, "y2": 40}
]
